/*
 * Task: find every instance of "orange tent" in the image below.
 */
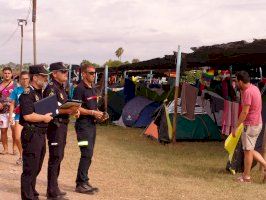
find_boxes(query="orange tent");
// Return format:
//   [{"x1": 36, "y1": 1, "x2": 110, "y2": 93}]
[{"x1": 144, "y1": 120, "x2": 158, "y2": 139}]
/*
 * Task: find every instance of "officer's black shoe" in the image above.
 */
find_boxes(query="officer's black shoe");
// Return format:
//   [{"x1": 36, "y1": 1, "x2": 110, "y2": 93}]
[
  {"x1": 47, "y1": 196, "x2": 69, "y2": 200},
  {"x1": 75, "y1": 184, "x2": 94, "y2": 194},
  {"x1": 56, "y1": 189, "x2": 67, "y2": 196},
  {"x1": 47, "y1": 189, "x2": 67, "y2": 198},
  {"x1": 88, "y1": 183, "x2": 99, "y2": 192}
]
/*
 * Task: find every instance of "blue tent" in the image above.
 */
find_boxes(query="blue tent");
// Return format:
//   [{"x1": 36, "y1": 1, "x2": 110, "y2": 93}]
[
  {"x1": 121, "y1": 96, "x2": 160, "y2": 127},
  {"x1": 134, "y1": 102, "x2": 160, "y2": 128}
]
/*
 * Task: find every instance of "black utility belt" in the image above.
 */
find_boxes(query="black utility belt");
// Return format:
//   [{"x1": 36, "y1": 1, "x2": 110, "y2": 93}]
[
  {"x1": 53, "y1": 118, "x2": 70, "y2": 124},
  {"x1": 24, "y1": 125, "x2": 47, "y2": 133}
]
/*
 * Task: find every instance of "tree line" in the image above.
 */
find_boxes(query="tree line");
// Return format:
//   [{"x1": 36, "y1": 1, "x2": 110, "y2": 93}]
[{"x1": 0, "y1": 47, "x2": 140, "y2": 71}]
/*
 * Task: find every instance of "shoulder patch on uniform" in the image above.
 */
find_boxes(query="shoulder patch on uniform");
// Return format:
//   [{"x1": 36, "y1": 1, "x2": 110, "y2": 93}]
[
  {"x1": 60, "y1": 93, "x2": 64, "y2": 100},
  {"x1": 49, "y1": 89, "x2": 55, "y2": 96},
  {"x1": 35, "y1": 94, "x2": 40, "y2": 101},
  {"x1": 23, "y1": 88, "x2": 30, "y2": 94}
]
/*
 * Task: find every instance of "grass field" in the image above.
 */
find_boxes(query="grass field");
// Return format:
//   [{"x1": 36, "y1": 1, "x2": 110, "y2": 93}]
[
  {"x1": 68, "y1": 125, "x2": 266, "y2": 200},
  {"x1": 0, "y1": 124, "x2": 266, "y2": 199}
]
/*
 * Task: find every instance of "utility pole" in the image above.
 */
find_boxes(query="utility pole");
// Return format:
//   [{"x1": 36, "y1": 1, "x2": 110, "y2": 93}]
[
  {"x1": 17, "y1": 19, "x2": 27, "y2": 73},
  {"x1": 32, "y1": 0, "x2": 37, "y2": 65}
]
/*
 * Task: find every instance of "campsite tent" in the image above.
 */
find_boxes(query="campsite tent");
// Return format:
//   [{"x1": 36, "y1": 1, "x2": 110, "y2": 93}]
[
  {"x1": 108, "y1": 89, "x2": 125, "y2": 121},
  {"x1": 144, "y1": 104, "x2": 173, "y2": 143},
  {"x1": 168, "y1": 99, "x2": 222, "y2": 140},
  {"x1": 144, "y1": 121, "x2": 159, "y2": 139},
  {"x1": 173, "y1": 114, "x2": 222, "y2": 140},
  {"x1": 144, "y1": 101, "x2": 222, "y2": 141},
  {"x1": 115, "y1": 96, "x2": 160, "y2": 128}
]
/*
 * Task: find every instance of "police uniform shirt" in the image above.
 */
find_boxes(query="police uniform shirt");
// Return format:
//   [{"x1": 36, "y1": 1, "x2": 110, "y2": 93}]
[
  {"x1": 43, "y1": 79, "x2": 68, "y2": 119},
  {"x1": 73, "y1": 80, "x2": 98, "y2": 123},
  {"x1": 19, "y1": 86, "x2": 48, "y2": 128}
]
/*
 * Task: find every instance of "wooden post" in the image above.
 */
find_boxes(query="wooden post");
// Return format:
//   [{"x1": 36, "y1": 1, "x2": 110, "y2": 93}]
[{"x1": 172, "y1": 45, "x2": 182, "y2": 143}]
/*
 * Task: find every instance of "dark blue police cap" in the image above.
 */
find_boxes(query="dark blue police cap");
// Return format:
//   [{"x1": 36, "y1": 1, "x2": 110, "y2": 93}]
[
  {"x1": 50, "y1": 62, "x2": 68, "y2": 71},
  {"x1": 29, "y1": 64, "x2": 49, "y2": 75}
]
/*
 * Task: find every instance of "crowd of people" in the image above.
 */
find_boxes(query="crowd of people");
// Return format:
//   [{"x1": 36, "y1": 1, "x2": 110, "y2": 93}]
[{"x1": 0, "y1": 63, "x2": 107, "y2": 200}]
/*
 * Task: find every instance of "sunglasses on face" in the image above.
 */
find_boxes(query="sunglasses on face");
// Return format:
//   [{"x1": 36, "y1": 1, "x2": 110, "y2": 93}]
[
  {"x1": 87, "y1": 71, "x2": 96, "y2": 75},
  {"x1": 59, "y1": 70, "x2": 68, "y2": 74}
]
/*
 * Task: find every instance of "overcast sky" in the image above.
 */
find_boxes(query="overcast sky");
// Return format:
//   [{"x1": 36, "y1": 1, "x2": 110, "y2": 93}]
[{"x1": 0, "y1": 0, "x2": 266, "y2": 65}]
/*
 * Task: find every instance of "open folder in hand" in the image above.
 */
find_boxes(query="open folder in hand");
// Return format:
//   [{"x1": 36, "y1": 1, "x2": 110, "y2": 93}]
[
  {"x1": 60, "y1": 99, "x2": 82, "y2": 109},
  {"x1": 34, "y1": 95, "x2": 59, "y2": 117}
]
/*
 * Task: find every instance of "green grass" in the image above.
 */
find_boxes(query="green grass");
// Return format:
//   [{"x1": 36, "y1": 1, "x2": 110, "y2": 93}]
[{"x1": 64, "y1": 124, "x2": 266, "y2": 200}]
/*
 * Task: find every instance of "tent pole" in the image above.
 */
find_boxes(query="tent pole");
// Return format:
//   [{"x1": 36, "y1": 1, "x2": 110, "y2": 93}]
[
  {"x1": 68, "y1": 64, "x2": 72, "y2": 86},
  {"x1": 150, "y1": 70, "x2": 153, "y2": 83},
  {"x1": 172, "y1": 45, "x2": 182, "y2": 143},
  {"x1": 95, "y1": 72, "x2": 98, "y2": 84},
  {"x1": 124, "y1": 70, "x2": 127, "y2": 78},
  {"x1": 104, "y1": 65, "x2": 109, "y2": 113}
]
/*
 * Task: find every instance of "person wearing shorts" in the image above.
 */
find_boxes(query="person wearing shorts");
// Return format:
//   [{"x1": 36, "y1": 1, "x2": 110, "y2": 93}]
[
  {"x1": 9, "y1": 71, "x2": 30, "y2": 165},
  {"x1": 233, "y1": 71, "x2": 266, "y2": 183},
  {"x1": 0, "y1": 67, "x2": 15, "y2": 155}
]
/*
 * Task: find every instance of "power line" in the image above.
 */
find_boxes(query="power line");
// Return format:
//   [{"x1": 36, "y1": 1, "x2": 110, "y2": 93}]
[
  {"x1": 0, "y1": 0, "x2": 32, "y2": 48},
  {"x1": 25, "y1": 0, "x2": 32, "y2": 23},
  {"x1": 0, "y1": 26, "x2": 19, "y2": 47}
]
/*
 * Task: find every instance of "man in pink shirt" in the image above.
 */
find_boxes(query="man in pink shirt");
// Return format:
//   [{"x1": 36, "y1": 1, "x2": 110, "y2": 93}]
[{"x1": 233, "y1": 71, "x2": 266, "y2": 182}]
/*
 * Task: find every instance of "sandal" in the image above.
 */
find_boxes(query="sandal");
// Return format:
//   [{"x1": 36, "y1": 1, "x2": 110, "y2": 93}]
[
  {"x1": 16, "y1": 158, "x2": 22, "y2": 165},
  {"x1": 237, "y1": 176, "x2": 251, "y2": 183},
  {"x1": 0, "y1": 151, "x2": 8, "y2": 155}
]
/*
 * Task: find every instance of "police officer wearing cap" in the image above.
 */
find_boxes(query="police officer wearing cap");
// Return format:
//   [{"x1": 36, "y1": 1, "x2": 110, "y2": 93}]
[
  {"x1": 44, "y1": 62, "x2": 79, "y2": 200},
  {"x1": 20, "y1": 65, "x2": 53, "y2": 200},
  {"x1": 73, "y1": 64, "x2": 105, "y2": 194}
]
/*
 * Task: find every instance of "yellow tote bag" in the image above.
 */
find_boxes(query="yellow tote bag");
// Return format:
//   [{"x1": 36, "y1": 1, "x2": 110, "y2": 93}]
[{"x1": 224, "y1": 124, "x2": 244, "y2": 162}]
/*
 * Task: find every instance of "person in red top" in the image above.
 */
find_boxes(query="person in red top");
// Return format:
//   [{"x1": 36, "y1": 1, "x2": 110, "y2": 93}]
[{"x1": 233, "y1": 71, "x2": 266, "y2": 182}]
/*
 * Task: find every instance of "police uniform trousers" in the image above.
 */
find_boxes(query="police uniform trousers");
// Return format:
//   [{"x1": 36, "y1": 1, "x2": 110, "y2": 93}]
[
  {"x1": 75, "y1": 121, "x2": 96, "y2": 186},
  {"x1": 21, "y1": 127, "x2": 46, "y2": 200},
  {"x1": 47, "y1": 122, "x2": 68, "y2": 195}
]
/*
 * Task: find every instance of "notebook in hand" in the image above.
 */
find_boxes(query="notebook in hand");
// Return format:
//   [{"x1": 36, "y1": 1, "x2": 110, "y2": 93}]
[
  {"x1": 34, "y1": 94, "x2": 59, "y2": 117},
  {"x1": 60, "y1": 99, "x2": 82, "y2": 109}
]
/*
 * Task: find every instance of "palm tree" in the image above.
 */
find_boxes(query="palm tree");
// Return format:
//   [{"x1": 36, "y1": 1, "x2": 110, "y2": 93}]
[
  {"x1": 132, "y1": 58, "x2": 140, "y2": 63},
  {"x1": 115, "y1": 47, "x2": 124, "y2": 61}
]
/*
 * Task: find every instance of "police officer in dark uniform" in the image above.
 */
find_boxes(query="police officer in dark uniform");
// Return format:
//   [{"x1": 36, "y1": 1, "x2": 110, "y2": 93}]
[
  {"x1": 43, "y1": 62, "x2": 79, "y2": 199},
  {"x1": 20, "y1": 65, "x2": 53, "y2": 200},
  {"x1": 73, "y1": 64, "x2": 106, "y2": 194}
]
